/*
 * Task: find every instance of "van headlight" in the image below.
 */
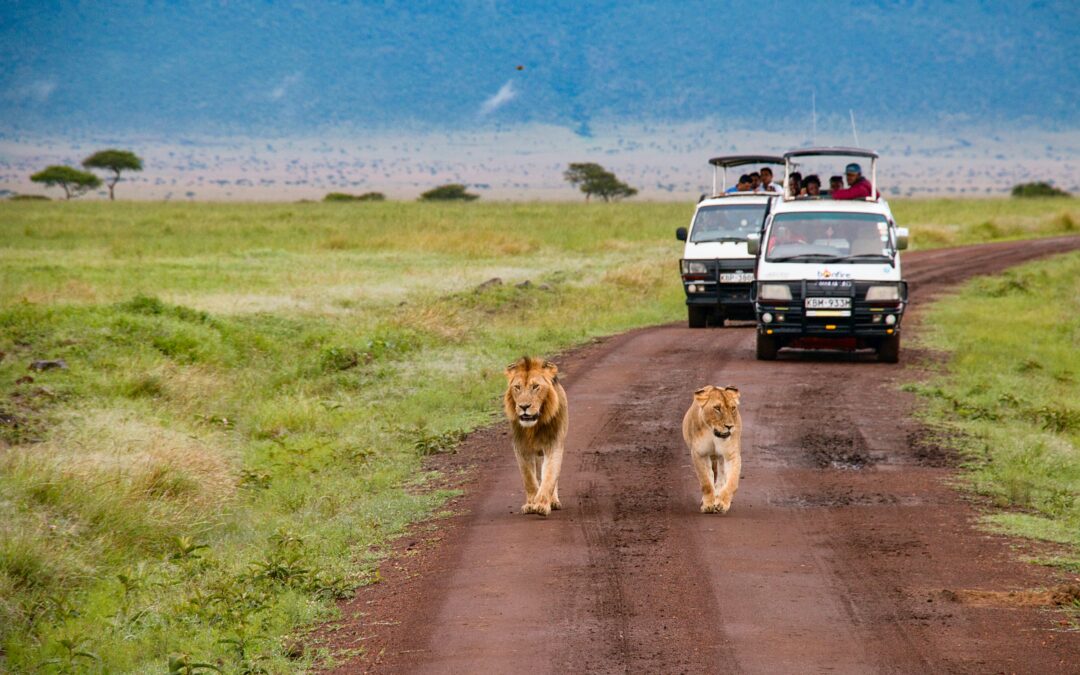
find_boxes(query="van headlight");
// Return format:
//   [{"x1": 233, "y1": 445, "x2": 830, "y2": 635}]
[
  {"x1": 866, "y1": 285, "x2": 901, "y2": 302},
  {"x1": 758, "y1": 283, "x2": 792, "y2": 301},
  {"x1": 681, "y1": 260, "x2": 708, "y2": 275}
]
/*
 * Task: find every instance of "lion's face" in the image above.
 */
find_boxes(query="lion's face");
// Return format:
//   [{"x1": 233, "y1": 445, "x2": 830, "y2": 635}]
[
  {"x1": 504, "y1": 357, "x2": 559, "y2": 428},
  {"x1": 694, "y1": 385, "x2": 740, "y2": 438}
]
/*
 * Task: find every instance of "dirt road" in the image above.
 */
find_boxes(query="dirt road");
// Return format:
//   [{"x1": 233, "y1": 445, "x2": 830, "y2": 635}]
[{"x1": 323, "y1": 236, "x2": 1080, "y2": 674}]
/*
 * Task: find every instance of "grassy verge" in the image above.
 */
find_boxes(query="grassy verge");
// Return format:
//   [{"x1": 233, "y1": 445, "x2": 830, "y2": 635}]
[
  {"x1": 906, "y1": 250, "x2": 1080, "y2": 571},
  {"x1": 894, "y1": 197, "x2": 1077, "y2": 249},
  {"x1": 0, "y1": 198, "x2": 1077, "y2": 671}
]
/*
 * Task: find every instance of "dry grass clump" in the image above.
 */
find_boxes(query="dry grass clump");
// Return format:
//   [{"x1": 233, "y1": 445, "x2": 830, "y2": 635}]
[{"x1": 21, "y1": 410, "x2": 236, "y2": 510}]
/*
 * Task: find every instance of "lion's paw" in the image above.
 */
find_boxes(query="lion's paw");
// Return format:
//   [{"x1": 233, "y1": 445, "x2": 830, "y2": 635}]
[
  {"x1": 521, "y1": 503, "x2": 536, "y2": 514},
  {"x1": 550, "y1": 498, "x2": 562, "y2": 511},
  {"x1": 533, "y1": 501, "x2": 551, "y2": 517},
  {"x1": 717, "y1": 494, "x2": 733, "y2": 513},
  {"x1": 700, "y1": 501, "x2": 718, "y2": 513}
]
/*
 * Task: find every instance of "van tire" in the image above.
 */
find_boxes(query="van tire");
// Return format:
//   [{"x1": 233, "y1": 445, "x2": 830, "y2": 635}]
[
  {"x1": 688, "y1": 306, "x2": 708, "y2": 328},
  {"x1": 878, "y1": 334, "x2": 900, "y2": 363},
  {"x1": 756, "y1": 333, "x2": 779, "y2": 360}
]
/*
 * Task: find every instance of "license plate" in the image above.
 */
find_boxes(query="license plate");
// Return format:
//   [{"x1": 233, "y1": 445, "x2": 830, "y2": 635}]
[
  {"x1": 805, "y1": 297, "x2": 851, "y2": 309},
  {"x1": 719, "y1": 272, "x2": 754, "y2": 283}
]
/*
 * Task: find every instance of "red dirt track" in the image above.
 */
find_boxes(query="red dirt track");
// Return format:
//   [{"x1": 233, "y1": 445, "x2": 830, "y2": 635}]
[{"x1": 322, "y1": 236, "x2": 1080, "y2": 674}]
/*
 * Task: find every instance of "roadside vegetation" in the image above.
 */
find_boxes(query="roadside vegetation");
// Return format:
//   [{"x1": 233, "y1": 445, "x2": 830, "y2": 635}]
[
  {"x1": 908, "y1": 251, "x2": 1080, "y2": 570},
  {"x1": 894, "y1": 197, "x2": 1077, "y2": 249},
  {"x1": 0, "y1": 198, "x2": 1077, "y2": 671}
]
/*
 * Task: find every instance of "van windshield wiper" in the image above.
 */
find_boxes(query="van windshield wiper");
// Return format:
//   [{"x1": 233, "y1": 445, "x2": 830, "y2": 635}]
[
  {"x1": 768, "y1": 254, "x2": 842, "y2": 262},
  {"x1": 695, "y1": 236, "x2": 747, "y2": 243},
  {"x1": 837, "y1": 253, "x2": 895, "y2": 266}
]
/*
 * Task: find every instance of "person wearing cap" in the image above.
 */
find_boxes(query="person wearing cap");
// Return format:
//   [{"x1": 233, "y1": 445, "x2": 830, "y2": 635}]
[
  {"x1": 726, "y1": 174, "x2": 753, "y2": 193},
  {"x1": 832, "y1": 163, "x2": 878, "y2": 200},
  {"x1": 758, "y1": 167, "x2": 783, "y2": 193}
]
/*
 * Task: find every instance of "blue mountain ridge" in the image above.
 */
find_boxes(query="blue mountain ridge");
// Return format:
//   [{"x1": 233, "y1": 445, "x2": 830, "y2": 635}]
[{"x1": 1, "y1": 0, "x2": 1077, "y2": 136}]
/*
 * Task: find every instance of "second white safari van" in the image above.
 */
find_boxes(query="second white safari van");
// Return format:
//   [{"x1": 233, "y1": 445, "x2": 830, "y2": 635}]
[{"x1": 676, "y1": 155, "x2": 783, "y2": 327}]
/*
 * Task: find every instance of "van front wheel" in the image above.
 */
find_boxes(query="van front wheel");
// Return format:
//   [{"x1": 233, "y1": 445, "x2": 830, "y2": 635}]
[
  {"x1": 688, "y1": 306, "x2": 708, "y2": 328},
  {"x1": 756, "y1": 333, "x2": 779, "y2": 360},
  {"x1": 878, "y1": 334, "x2": 900, "y2": 363}
]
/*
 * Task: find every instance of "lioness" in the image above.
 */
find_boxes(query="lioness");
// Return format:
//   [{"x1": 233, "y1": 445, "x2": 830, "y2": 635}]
[
  {"x1": 503, "y1": 356, "x2": 568, "y2": 516},
  {"x1": 682, "y1": 385, "x2": 742, "y2": 513}
]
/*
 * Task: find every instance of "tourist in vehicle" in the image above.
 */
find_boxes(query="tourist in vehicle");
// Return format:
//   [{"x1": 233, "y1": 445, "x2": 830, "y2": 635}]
[
  {"x1": 800, "y1": 174, "x2": 822, "y2": 196},
  {"x1": 749, "y1": 172, "x2": 762, "y2": 191},
  {"x1": 832, "y1": 163, "x2": 878, "y2": 200},
  {"x1": 726, "y1": 174, "x2": 753, "y2": 193},
  {"x1": 829, "y1": 175, "x2": 843, "y2": 193},
  {"x1": 766, "y1": 224, "x2": 807, "y2": 255},
  {"x1": 787, "y1": 171, "x2": 802, "y2": 197},
  {"x1": 759, "y1": 167, "x2": 783, "y2": 193}
]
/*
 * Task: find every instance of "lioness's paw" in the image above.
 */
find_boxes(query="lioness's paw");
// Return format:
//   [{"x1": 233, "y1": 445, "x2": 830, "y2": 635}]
[
  {"x1": 534, "y1": 501, "x2": 551, "y2": 517},
  {"x1": 718, "y1": 494, "x2": 732, "y2": 513},
  {"x1": 700, "y1": 501, "x2": 716, "y2": 513},
  {"x1": 521, "y1": 503, "x2": 535, "y2": 514},
  {"x1": 550, "y1": 498, "x2": 562, "y2": 511}
]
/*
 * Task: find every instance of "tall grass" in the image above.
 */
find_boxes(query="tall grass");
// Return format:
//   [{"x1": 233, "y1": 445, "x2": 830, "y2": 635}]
[
  {"x1": 893, "y1": 197, "x2": 1079, "y2": 249},
  {"x1": 908, "y1": 251, "x2": 1080, "y2": 568},
  {"x1": 1, "y1": 199, "x2": 1077, "y2": 670}
]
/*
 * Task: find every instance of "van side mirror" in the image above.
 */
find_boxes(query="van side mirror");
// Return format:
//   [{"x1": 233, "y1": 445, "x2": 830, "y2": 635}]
[
  {"x1": 746, "y1": 233, "x2": 760, "y2": 255},
  {"x1": 895, "y1": 227, "x2": 909, "y2": 250},
  {"x1": 676, "y1": 227, "x2": 687, "y2": 241}
]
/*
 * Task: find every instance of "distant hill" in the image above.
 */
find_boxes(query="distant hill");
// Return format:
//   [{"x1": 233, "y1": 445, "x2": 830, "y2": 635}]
[{"x1": 1, "y1": 1, "x2": 1077, "y2": 135}]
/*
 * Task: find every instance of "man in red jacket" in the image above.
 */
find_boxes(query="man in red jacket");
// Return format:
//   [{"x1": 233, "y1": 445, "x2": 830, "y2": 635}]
[{"x1": 832, "y1": 163, "x2": 878, "y2": 200}]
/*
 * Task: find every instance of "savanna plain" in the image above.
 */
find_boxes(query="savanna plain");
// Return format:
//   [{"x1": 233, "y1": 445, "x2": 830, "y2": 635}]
[{"x1": 1, "y1": 198, "x2": 1078, "y2": 672}]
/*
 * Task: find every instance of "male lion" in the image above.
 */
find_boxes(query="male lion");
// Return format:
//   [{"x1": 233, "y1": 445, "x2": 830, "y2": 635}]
[
  {"x1": 682, "y1": 385, "x2": 742, "y2": 513},
  {"x1": 503, "y1": 356, "x2": 568, "y2": 516}
]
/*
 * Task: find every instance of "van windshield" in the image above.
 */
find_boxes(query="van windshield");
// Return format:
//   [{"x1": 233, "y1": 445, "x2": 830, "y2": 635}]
[
  {"x1": 690, "y1": 205, "x2": 767, "y2": 243},
  {"x1": 765, "y1": 212, "x2": 893, "y2": 262}
]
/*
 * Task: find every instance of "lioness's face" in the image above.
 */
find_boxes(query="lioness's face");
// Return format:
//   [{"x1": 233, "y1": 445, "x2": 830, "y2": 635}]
[
  {"x1": 695, "y1": 386, "x2": 740, "y2": 438},
  {"x1": 505, "y1": 358, "x2": 558, "y2": 428}
]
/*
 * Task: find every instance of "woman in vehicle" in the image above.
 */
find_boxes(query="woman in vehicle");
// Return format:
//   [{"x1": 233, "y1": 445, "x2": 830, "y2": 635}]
[{"x1": 800, "y1": 174, "x2": 822, "y2": 197}]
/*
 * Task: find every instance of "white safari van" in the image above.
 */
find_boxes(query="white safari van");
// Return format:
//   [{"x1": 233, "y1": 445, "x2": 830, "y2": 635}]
[
  {"x1": 747, "y1": 148, "x2": 910, "y2": 362},
  {"x1": 676, "y1": 155, "x2": 783, "y2": 327}
]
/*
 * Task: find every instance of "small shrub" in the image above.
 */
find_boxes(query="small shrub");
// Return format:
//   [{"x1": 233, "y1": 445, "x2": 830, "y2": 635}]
[
  {"x1": 9, "y1": 194, "x2": 50, "y2": 201},
  {"x1": 1037, "y1": 406, "x2": 1080, "y2": 434},
  {"x1": 120, "y1": 374, "x2": 165, "y2": 399},
  {"x1": 319, "y1": 346, "x2": 364, "y2": 372},
  {"x1": 1011, "y1": 181, "x2": 1070, "y2": 198},
  {"x1": 1050, "y1": 212, "x2": 1077, "y2": 231},
  {"x1": 118, "y1": 295, "x2": 214, "y2": 325},
  {"x1": 323, "y1": 191, "x2": 385, "y2": 202},
  {"x1": 412, "y1": 425, "x2": 465, "y2": 455},
  {"x1": 419, "y1": 184, "x2": 478, "y2": 202}
]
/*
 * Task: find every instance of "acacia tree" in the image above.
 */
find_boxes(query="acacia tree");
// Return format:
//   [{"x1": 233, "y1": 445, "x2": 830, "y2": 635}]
[
  {"x1": 30, "y1": 166, "x2": 102, "y2": 200},
  {"x1": 563, "y1": 162, "x2": 638, "y2": 202},
  {"x1": 82, "y1": 149, "x2": 143, "y2": 200}
]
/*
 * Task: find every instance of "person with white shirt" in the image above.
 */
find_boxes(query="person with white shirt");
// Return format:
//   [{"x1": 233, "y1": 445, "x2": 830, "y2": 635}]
[{"x1": 758, "y1": 167, "x2": 783, "y2": 193}]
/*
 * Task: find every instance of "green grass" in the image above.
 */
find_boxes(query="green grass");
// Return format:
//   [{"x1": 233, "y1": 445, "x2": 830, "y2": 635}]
[
  {"x1": 907, "y1": 250, "x2": 1080, "y2": 570},
  {"x1": 0, "y1": 198, "x2": 1077, "y2": 672},
  {"x1": 894, "y1": 197, "x2": 1079, "y2": 249}
]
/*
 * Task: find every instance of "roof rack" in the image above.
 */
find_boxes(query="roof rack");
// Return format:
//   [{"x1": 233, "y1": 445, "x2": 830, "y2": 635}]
[
  {"x1": 783, "y1": 147, "x2": 879, "y2": 160},
  {"x1": 708, "y1": 154, "x2": 784, "y2": 195},
  {"x1": 781, "y1": 147, "x2": 879, "y2": 202}
]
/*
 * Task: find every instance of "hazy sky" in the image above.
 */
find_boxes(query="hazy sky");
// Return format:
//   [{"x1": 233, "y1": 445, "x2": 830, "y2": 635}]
[{"x1": 2, "y1": 1, "x2": 1078, "y2": 137}]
